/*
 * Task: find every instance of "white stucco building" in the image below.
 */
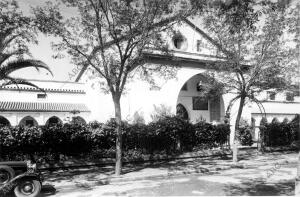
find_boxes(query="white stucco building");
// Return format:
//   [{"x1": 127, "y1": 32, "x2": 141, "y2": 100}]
[
  {"x1": 0, "y1": 80, "x2": 90, "y2": 126},
  {"x1": 0, "y1": 20, "x2": 299, "y2": 145},
  {"x1": 77, "y1": 19, "x2": 300, "y2": 144}
]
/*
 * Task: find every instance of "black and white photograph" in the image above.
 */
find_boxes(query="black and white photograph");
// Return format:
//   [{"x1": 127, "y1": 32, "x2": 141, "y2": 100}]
[{"x1": 0, "y1": 0, "x2": 299, "y2": 196}]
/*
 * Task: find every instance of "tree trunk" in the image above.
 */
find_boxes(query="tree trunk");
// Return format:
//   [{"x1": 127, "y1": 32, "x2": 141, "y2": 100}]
[
  {"x1": 0, "y1": 145, "x2": 2, "y2": 161},
  {"x1": 258, "y1": 126, "x2": 265, "y2": 153},
  {"x1": 296, "y1": 151, "x2": 300, "y2": 196},
  {"x1": 113, "y1": 94, "x2": 122, "y2": 176},
  {"x1": 233, "y1": 96, "x2": 245, "y2": 163}
]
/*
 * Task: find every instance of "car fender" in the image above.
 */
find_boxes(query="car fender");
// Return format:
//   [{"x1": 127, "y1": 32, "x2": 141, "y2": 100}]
[
  {"x1": 0, "y1": 172, "x2": 42, "y2": 194},
  {"x1": 11, "y1": 172, "x2": 43, "y2": 183}
]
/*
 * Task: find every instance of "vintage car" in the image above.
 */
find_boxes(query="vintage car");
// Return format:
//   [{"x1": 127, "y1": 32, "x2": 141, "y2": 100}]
[{"x1": 0, "y1": 160, "x2": 42, "y2": 197}]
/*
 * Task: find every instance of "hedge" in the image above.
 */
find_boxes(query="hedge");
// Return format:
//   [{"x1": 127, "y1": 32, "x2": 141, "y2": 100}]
[
  {"x1": 0, "y1": 116, "x2": 230, "y2": 161},
  {"x1": 260, "y1": 115, "x2": 299, "y2": 147}
]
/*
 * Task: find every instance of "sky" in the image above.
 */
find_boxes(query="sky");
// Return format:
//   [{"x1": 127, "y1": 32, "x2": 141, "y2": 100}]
[
  {"x1": 11, "y1": 0, "x2": 76, "y2": 82},
  {"x1": 11, "y1": 0, "x2": 298, "y2": 82},
  {"x1": 12, "y1": 0, "x2": 200, "y2": 82}
]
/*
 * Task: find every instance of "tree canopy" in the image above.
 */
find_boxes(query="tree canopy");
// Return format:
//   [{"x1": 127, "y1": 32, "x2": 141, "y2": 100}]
[
  {"x1": 198, "y1": 0, "x2": 299, "y2": 161},
  {"x1": 0, "y1": 0, "x2": 52, "y2": 90},
  {"x1": 32, "y1": 0, "x2": 205, "y2": 175}
]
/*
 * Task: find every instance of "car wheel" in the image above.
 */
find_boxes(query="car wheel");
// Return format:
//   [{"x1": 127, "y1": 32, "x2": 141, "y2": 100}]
[
  {"x1": 0, "y1": 165, "x2": 15, "y2": 185},
  {"x1": 14, "y1": 179, "x2": 41, "y2": 197}
]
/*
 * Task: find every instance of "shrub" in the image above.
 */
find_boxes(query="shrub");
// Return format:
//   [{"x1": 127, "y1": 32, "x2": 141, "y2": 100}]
[
  {"x1": 237, "y1": 119, "x2": 253, "y2": 146},
  {"x1": 194, "y1": 121, "x2": 230, "y2": 148},
  {"x1": 132, "y1": 111, "x2": 145, "y2": 125},
  {"x1": 123, "y1": 123, "x2": 149, "y2": 152},
  {"x1": 291, "y1": 114, "x2": 299, "y2": 142},
  {"x1": 1, "y1": 116, "x2": 231, "y2": 160},
  {"x1": 150, "y1": 104, "x2": 173, "y2": 122},
  {"x1": 260, "y1": 115, "x2": 299, "y2": 147},
  {"x1": 237, "y1": 127, "x2": 253, "y2": 146}
]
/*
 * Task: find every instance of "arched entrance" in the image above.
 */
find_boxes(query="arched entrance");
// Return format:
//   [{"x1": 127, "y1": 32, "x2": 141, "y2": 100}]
[
  {"x1": 72, "y1": 116, "x2": 86, "y2": 124},
  {"x1": 19, "y1": 116, "x2": 38, "y2": 127},
  {"x1": 176, "y1": 73, "x2": 225, "y2": 123},
  {"x1": 45, "y1": 116, "x2": 62, "y2": 126},
  {"x1": 0, "y1": 116, "x2": 10, "y2": 127}
]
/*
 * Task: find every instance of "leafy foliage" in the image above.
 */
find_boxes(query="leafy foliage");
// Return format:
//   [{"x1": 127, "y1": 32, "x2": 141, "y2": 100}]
[
  {"x1": 0, "y1": 0, "x2": 52, "y2": 89},
  {"x1": 150, "y1": 104, "x2": 173, "y2": 122},
  {"x1": 195, "y1": 1, "x2": 299, "y2": 160},
  {"x1": 0, "y1": 117, "x2": 230, "y2": 161},
  {"x1": 236, "y1": 118, "x2": 253, "y2": 146},
  {"x1": 260, "y1": 115, "x2": 299, "y2": 147},
  {"x1": 194, "y1": 121, "x2": 230, "y2": 148},
  {"x1": 32, "y1": 0, "x2": 202, "y2": 174}
]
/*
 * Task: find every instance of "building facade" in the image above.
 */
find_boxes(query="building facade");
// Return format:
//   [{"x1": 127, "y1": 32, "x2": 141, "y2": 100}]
[
  {"x1": 77, "y1": 20, "x2": 300, "y2": 144},
  {"x1": 0, "y1": 80, "x2": 90, "y2": 126},
  {"x1": 0, "y1": 20, "x2": 299, "y2": 145}
]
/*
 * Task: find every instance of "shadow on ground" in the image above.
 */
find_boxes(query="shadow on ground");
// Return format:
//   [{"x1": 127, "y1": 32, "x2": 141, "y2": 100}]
[
  {"x1": 224, "y1": 179, "x2": 295, "y2": 196},
  {"x1": 42, "y1": 155, "x2": 231, "y2": 185}
]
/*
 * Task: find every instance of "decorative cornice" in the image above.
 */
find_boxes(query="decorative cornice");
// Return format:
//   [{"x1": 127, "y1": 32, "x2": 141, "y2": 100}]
[
  {"x1": 251, "y1": 112, "x2": 298, "y2": 116},
  {"x1": 0, "y1": 86, "x2": 86, "y2": 94},
  {"x1": 258, "y1": 100, "x2": 300, "y2": 104},
  {"x1": 0, "y1": 101, "x2": 91, "y2": 112}
]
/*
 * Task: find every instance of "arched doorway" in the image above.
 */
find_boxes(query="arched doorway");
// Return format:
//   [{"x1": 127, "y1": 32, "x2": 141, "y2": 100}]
[
  {"x1": 19, "y1": 116, "x2": 38, "y2": 127},
  {"x1": 0, "y1": 116, "x2": 10, "y2": 127},
  {"x1": 46, "y1": 116, "x2": 62, "y2": 126},
  {"x1": 176, "y1": 73, "x2": 225, "y2": 123}
]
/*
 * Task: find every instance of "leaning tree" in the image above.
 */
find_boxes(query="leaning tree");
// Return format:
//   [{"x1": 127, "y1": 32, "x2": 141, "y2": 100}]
[
  {"x1": 33, "y1": 0, "x2": 205, "y2": 175},
  {"x1": 195, "y1": 0, "x2": 299, "y2": 162}
]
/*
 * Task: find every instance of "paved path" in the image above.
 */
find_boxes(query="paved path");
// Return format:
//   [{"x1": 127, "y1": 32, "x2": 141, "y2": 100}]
[
  {"x1": 37, "y1": 151, "x2": 298, "y2": 196},
  {"x1": 41, "y1": 161, "x2": 297, "y2": 196}
]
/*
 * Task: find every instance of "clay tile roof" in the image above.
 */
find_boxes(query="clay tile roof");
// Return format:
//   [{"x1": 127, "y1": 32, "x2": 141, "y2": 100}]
[{"x1": 0, "y1": 101, "x2": 90, "y2": 112}]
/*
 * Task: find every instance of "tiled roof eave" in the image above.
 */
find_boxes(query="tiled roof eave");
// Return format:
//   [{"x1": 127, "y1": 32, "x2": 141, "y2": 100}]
[
  {"x1": 0, "y1": 101, "x2": 90, "y2": 113},
  {"x1": 0, "y1": 109, "x2": 91, "y2": 112},
  {"x1": 0, "y1": 87, "x2": 86, "y2": 94}
]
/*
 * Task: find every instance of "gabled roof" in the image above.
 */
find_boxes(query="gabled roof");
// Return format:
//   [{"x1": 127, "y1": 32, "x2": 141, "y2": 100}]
[
  {"x1": 0, "y1": 101, "x2": 90, "y2": 112},
  {"x1": 75, "y1": 18, "x2": 225, "y2": 82}
]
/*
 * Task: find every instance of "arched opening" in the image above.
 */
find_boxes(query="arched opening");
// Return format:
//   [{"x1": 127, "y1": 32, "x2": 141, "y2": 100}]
[
  {"x1": 72, "y1": 116, "x2": 86, "y2": 124},
  {"x1": 282, "y1": 117, "x2": 289, "y2": 123},
  {"x1": 176, "y1": 73, "x2": 225, "y2": 123},
  {"x1": 46, "y1": 116, "x2": 62, "y2": 126},
  {"x1": 271, "y1": 117, "x2": 279, "y2": 124},
  {"x1": 176, "y1": 104, "x2": 189, "y2": 120},
  {"x1": 19, "y1": 116, "x2": 38, "y2": 127},
  {"x1": 0, "y1": 116, "x2": 10, "y2": 127}
]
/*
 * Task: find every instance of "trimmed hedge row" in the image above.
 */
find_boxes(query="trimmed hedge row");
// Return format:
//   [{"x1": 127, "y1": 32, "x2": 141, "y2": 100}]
[
  {"x1": 260, "y1": 115, "x2": 299, "y2": 147},
  {"x1": 0, "y1": 116, "x2": 230, "y2": 160}
]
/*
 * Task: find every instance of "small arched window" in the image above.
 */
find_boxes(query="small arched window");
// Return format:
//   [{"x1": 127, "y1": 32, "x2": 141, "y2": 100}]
[
  {"x1": 172, "y1": 33, "x2": 187, "y2": 50},
  {"x1": 72, "y1": 116, "x2": 86, "y2": 124},
  {"x1": 0, "y1": 116, "x2": 10, "y2": 127},
  {"x1": 19, "y1": 116, "x2": 38, "y2": 127},
  {"x1": 46, "y1": 116, "x2": 62, "y2": 126}
]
